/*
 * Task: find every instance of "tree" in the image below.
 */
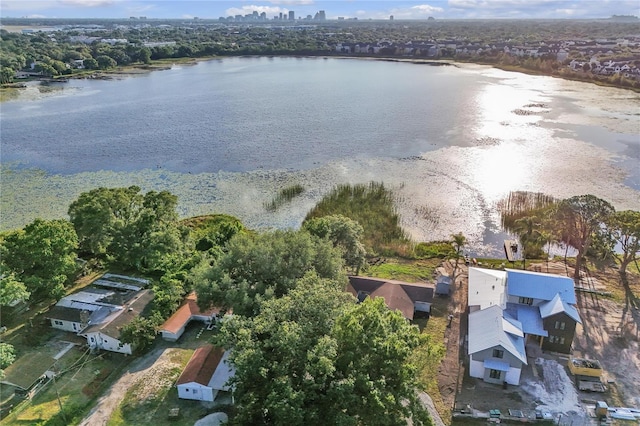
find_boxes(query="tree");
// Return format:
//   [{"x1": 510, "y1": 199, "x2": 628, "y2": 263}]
[
  {"x1": 83, "y1": 57, "x2": 99, "y2": 70},
  {"x1": 450, "y1": 232, "x2": 466, "y2": 281},
  {"x1": 0, "y1": 67, "x2": 14, "y2": 84},
  {"x1": 0, "y1": 271, "x2": 30, "y2": 306},
  {"x1": 303, "y1": 215, "x2": 367, "y2": 274},
  {"x1": 555, "y1": 195, "x2": 615, "y2": 281},
  {"x1": 513, "y1": 216, "x2": 544, "y2": 269},
  {"x1": 1, "y1": 219, "x2": 78, "y2": 300},
  {"x1": 0, "y1": 343, "x2": 16, "y2": 380},
  {"x1": 96, "y1": 55, "x2": 117, "y2": 69},
  {"x1": 607, "y1": 210, "x2": 640, "y2": 283},
  {"x1": 331, "y1": 297, "x2": 431, "y2": 426},
  {"x1": 218, "y1": 274, "x2": 431, "y2": 426},
  {"x1": 68, "y1": 187, "x2": 187, "y2": 272},
  {"x1": 119, "y1": 316, "x2": 160, "y2": 354},
  {"x1": 193, "y1": 230, "x2": 344, "y2": 317}
]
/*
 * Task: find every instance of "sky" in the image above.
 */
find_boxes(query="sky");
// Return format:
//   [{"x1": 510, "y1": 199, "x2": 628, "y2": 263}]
[{"x1": 1, "y1": 0, "x2": 639, "y2": 20}]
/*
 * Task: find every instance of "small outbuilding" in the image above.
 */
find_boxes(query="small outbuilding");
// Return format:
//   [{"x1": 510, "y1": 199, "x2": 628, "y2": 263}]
[
  {"x1": 435, "y1": 274, "x2": 453, "y2": 296},
  {"x1": 176, "y1": 345, "x2": 234, "y2": 402},
  {"x1": 159, "y1": 292, "x2": 221, "y2": 342}
]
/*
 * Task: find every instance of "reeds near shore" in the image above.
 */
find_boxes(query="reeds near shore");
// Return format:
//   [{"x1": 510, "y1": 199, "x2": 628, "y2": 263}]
[
  {"x1": 498, "y1": 191, "x2": 557, "y2": 232},
  {"x1": 304, "y1": 182, "x2": 411, "y2": 256},
  {"x1": 264, "y1": 184, "x2": 305, "y2": 212}
]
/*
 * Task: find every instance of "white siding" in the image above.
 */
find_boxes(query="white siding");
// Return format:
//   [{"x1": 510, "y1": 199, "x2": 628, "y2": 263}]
[
  {"x1": 469, "y1": 359, "x2": 521, "y2": 385},
  {"x1": 470, "y1": 359, "x2": 485, "y2": 379},
  {"x1": 50, "y1": 319, "x2": 81, "y2": 333},
  {"x1": 414, "y1": 301, "x2": 431, "y2": 313},
  {"x1": 85, "y1": 332, "x2": 132, "y2": 355},
  {"x1": 505, "y1": 367, "x2": 522, "y2": 385},
  {"x1": 177, "y1": 383, "x2": 215, "y2": 402}
]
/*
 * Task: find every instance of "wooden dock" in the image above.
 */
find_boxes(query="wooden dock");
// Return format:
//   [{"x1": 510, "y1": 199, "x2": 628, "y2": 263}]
[{"x1": 504, "y1": 240, "x2": 519, "y2": 262}]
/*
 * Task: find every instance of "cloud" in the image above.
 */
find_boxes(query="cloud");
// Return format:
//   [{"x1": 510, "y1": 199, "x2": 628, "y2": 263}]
[
  {"x1": 225, "y1": 5, "x2": 289, "y2": 16},
  {"x1": 60, "y1": 0, "x2": 117, "y2": 7},
  {"x1": 27, "y1": 14, "x2": 47, "y2": 18},
  {"x1": 411, "y1": 4, "x2": 445, "y2": 14},
  {"x1": 0, "y1": 1, "x2": 57, "y2": 11},
  {"x1": 266, "y1": 0, "x2": 314, "y2": 4}
]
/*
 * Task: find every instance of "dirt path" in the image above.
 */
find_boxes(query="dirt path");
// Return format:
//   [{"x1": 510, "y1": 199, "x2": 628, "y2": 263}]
[
  {"x1": 79, "y1": 348, "x2": 168, "y2": 426},
  {"x1": 435, "y1": 260, "x2": 468, "y2": 419}
]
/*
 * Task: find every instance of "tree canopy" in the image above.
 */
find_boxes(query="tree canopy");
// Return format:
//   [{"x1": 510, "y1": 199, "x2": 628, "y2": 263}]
[
  {"x1": 218, "y1": 273, "x2": 431, "y2": 426},
  {"x1": 192, "y1": 229, "x2": 344, "y2": 317},
  {"x1": 555, "y1": 195, "x2": 615, "y2": 280},
  {"x1": 303, "y1": 214, "x2": 366, "y2": 274},
  {"x1": 1, "y1": 218, "x2": 78, "y2": 300},
  {"x1": 68, "y1": 186, "x2": 187, "y2": 272},
  {"x1": 0, "y1": 272, "x2": 30, "y2": 306},
  {"x1": 607, "y1": 210, "x2": 640, "y2": 283}
]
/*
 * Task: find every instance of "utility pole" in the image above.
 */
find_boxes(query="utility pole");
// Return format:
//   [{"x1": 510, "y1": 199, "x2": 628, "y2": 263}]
[{"x1": 52, "y1": 369, "x2": 67, "y2": 424}]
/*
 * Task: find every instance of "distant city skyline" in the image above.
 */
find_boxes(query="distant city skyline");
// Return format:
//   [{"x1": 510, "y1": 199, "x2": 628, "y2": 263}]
[{"x1": 2, "y1": 0, "x2": 639, "y2": 20}]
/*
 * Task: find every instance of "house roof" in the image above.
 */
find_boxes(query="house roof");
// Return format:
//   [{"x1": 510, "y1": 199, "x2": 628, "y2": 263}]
[
  {"x1": 177, "y1": 344, "x2": 224, "y2": 387},
  {"x1": 505, "y1": 269, "x2": 576, "y2": 304},
  {"x1": 347, "y1": 276, "x2": 434, "y2": 320},
  {"x1": 506, "y1": 303, "x2": 549, "y2": 337},
  {"x1": 207, "y1": 350, "x2": 235, "y2": 391},
  {"x1": 468, "y1": 267, "x2": 507, "y2": 310},
  {"x1": 468, "y1": 305, "x2": 527, "y2": 364},
  {"x1": 539, "y1": 293, "x2": 582, "y2": 323},
  {"x1": 159, "y1": 292, "x2": 221, "y2": 334},
  {"x1": 46, "y1": 305, "x2": 84, "y2": 322},
  {"x1": 80, "y1": 289, "x2": 154, "y2": 339}
]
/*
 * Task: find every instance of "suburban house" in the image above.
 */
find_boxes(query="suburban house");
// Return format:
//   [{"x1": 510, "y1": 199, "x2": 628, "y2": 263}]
[
  {"x1": 45, "y1": 274, "x2": 152, "y2": 355},
  {"x1": 176, "y1": 344, "x2": 235, "y2": 402},
  {"x1": 79, "y1": 289, "x2": 154, "y2": 355},
  {"x1": 467, "y1": 268, "x2": 581, "y2": 385},
  {"x1": 468, "y1": 305, "x2": 528, "y2": 385},
  {"x1": 159, "y1": 292, "x2": 221, "y2": 341},
  {"x1": 347, "y1": 276, "x2": 434, "y2": 321}
]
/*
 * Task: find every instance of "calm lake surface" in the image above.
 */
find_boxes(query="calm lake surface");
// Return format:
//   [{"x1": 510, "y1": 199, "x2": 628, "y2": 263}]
[{"x1": 2, "y1": 57, "x2": 639, "y2": 255}]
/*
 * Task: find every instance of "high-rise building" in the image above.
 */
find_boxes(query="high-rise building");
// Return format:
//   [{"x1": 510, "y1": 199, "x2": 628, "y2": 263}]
[
  {"x1": 279, "y1": 12, "x2": 283, "y2": 20},
  {"x1": 314, "y1": 10, "x2": 326, "y2": 20},
  {"x1": 289, "y1": 11, "x2": 295, "y2": 20},
  {"x1": 390, "y1": 15, "x2": 394, "y2": 21}
]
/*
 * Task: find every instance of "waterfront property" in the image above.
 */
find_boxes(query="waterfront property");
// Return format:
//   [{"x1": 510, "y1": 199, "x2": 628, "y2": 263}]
[
  {"x1": 159, "y1": 292, "x2": 221, "y2": 341},
  {"x1": 45, "y1": 274, "x2": 151, "y2": 355},
  {"x1": 467, "y1": 268, "x2": 581, "y2": 385},
  {"x1": 176, "y1": 345, "x2": 235, "y2": 402},
  {"x1": 347, "y1": 276, "x2": 434, "y2": 320}
]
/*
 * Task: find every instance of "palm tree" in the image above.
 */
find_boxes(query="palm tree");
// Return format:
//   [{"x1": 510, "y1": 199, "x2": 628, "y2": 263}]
[
  {"x1": 451, "y1": 232, "x2": 466, "y2": 283},
  {"x1": 513, "y1": 216, "x2": 544, "y2": 269}
]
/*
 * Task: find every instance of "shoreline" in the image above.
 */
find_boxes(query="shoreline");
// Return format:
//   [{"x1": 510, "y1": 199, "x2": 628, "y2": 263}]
[{"x1": 2, "y1": 54, "x2": 638, "y2": 95}]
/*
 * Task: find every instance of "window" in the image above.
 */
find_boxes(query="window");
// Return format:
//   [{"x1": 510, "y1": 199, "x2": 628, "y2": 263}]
[
  {"x1": 186, "y1": 388, "x2": 189, "y2": 392},
  {"x1": 90, "y1": 337, "x2": 95, "y2": 342},
  {"x1": 492, "y1": 349, "x2": 504, "y2": 359},
  {"x1": 560, "y1": 337, "x2": 565, "y2": 345},
  {"x1": 548, "y1": 335, "x2": 565, "y2": 344},
  {"x1": 54, "y1": 320, "x2": 63, "y2": 325},
  {"x1": 554, "y1": 321, "x2": 566, "y2": 330},
  {"x1": 518, "y1": 297, "x2": 533, "y2": 305},
  {"x1": 489, "y1": 369, "x2": 501, "y2": 379}
]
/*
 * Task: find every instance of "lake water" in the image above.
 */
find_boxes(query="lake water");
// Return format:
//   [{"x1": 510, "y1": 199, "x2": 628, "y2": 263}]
[{"x1": 1, "y1": 57, "x2": 639, "y2": 255}]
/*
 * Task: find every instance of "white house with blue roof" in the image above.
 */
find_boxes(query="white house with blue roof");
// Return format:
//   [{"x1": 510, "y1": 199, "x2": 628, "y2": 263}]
[
  {"x1": 468, "y1": 267, "x2": 582, "y2": 385},
  {"x1": 468, "y1": 305, "x2": 528, "y2": 385}
]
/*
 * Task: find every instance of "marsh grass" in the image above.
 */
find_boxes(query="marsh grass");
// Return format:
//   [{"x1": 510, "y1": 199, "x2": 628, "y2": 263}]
[
  {"x1": 305, "y1": 182, "x2": 411, "y2": 256},
  {"x1": 264, "y1": 184, "x2": 305, "y2": 212},
  {"x1": 498, "y1": 191, "x2": 557, "y2": 233}
]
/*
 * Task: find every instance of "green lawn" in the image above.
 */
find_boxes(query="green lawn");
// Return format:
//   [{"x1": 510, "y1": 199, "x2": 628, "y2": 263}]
[{"x1": 108, "y1": 347, "x2": 223, "y2": 426}]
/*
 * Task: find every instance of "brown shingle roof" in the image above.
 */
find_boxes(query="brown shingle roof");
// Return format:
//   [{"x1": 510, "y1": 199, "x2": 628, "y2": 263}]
[
  {"x1": 80, "y1": 289, "x2": 154, "y2": 339},
  {"x1": 159, "y1": 292, "x2": 221, "y2": 334},
  {"x1": 176, "y1": 344, "x2": 224, "y2": 386},
  {"x1": 347, "y1": 276, "x2": 434, "y2": 320}
]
